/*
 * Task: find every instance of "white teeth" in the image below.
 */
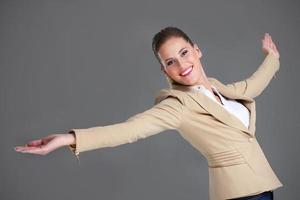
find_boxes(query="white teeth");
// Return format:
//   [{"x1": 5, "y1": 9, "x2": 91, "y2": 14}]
[{"x1": 181, "y1": 66, "x2": 193, "y2": 76}]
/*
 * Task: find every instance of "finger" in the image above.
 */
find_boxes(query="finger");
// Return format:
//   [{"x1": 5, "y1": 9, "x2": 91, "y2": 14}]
[
  {"x1": 263, "y1": 37, "x2": 268, "y2": 46},
  {"x1": 267, "y1": 34, "x2": 271, "y2": 46},
  {"x1": 27, "y1": 139, "x2": 42, "y2": 147},
  {"x1": 15, "y1": 146, "x2": 39, "y2": 152},
  {"x1": 268, "y1": 39, "x2": 272, "y2": 50},
  {"x1": 270, "y1": 38, "x2": 277, "y2": 49},
  {"x1": 265, "y1": 32, "x2": 269, "y2": 40},
  {"x1": 20, "y1": 146, "x2": 48, "y2": 155},
  {"x1": 265, "y1": 33, "x2": 270, "y2": 43},
  {"x1": 15, "y1": 146, "x2": 28, "y2": 151},
  {"x1": 270, "y1": 37, "x2": 274, "y2": 44},
  {"x1": 268, "y1": 35, "x2": 274, "y2": 44},
  {"x1": 262, "y1": 38, "x2": 268, "y2": 50},
  {"x1": 263, "y1": 33, "x2": 267, "y2": 42},
  {"x1": 27, "y1": 135, "x2": 55, "y2": 147},
  {"x1": 14, "y1": 146, "x2": 24, "y2": 151},
  {"x1": 270, "y1": 40, "x2": 277, "y2": 51},
  {"x1": 270, "y1": 37, "x2": 277, "y2": 51}
]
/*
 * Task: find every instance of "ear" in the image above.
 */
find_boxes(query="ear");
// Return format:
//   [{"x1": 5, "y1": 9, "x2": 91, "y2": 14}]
[{"x1": 193, "y1": 43, "x2": 202, "y2": 58}]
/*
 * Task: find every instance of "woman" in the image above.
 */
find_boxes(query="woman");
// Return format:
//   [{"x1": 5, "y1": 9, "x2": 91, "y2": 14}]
[{"x1": 15, "y1": 26, "x2": 282, "y2": 200}]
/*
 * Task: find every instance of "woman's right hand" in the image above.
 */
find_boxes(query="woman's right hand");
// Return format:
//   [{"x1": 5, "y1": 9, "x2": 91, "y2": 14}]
[{"x1": 14, "y1": 133, "x2": 75, "y2": 155}]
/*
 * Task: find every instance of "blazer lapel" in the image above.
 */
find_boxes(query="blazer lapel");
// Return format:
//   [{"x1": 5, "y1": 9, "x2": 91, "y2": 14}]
[{"x1": 171, "y1": 78, "x2": 256, "y2": 137}]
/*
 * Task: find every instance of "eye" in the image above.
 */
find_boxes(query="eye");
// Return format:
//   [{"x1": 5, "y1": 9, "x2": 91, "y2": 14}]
[
  {"x1": 166, "y1": 60, "x2": 174, "y2": 66},
  {"x1": 181, "y1": 50, "x2": 188, "y2": 56}
]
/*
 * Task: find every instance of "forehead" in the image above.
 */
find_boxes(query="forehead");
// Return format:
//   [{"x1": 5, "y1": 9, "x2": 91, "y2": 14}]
[{"x1": 158, "y1": 37, "x2": 191, "y2": 58}]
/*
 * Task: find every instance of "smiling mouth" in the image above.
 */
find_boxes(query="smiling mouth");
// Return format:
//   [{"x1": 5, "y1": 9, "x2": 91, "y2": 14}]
[{"x1": 180, "y1": 65, "x2": 193, "y2": 76}]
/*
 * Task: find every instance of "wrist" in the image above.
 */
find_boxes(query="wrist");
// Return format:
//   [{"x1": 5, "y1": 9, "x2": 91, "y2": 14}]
[
  {"x1": 65, "y1": 132, "x2": 76, "y2": 146},
  {"x1": 266, "y1": 51, "x2": 280, "y2": 60}
]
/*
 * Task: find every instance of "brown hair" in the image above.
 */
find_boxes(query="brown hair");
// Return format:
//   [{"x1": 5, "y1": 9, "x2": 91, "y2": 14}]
[{"x1": 151, "y1": 26, "x2": 194, "y2": 86}]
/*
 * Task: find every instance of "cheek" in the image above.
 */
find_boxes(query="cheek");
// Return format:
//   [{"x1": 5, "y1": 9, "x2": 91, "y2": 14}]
[
  {"x1": 189, "y1": 54, "x2": 198, "y2": 62},
  {"x1": 164, "y1": 69, "x2": 179, "y2": 79}
]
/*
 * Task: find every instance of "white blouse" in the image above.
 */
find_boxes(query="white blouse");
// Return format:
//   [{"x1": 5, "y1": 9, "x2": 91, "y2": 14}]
[{"x1": 192, "y1": 85, "x2": 250, "y2": 129}]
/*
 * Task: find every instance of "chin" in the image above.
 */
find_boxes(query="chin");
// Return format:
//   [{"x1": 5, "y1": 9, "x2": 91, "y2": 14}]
[
  {"x1": 177, "y1": 80, "x2": 195, "y2": 86},
  {"x1": 180, "y1": 77, "x2": 199, "y2": 86}
]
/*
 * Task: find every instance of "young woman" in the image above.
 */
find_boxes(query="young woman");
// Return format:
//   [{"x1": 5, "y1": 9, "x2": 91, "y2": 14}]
[{"x1": 15, "y1": 26, "x2": 282, "y2": 200}]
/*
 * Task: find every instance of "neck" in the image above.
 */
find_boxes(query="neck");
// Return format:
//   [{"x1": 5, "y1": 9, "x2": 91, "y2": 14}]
[
  {"x1": 193, "y1": 73, "x2": 213, "y2": 93},
  {"x1": 171, "y1": 78, "x2": 214, "y2": 94}
]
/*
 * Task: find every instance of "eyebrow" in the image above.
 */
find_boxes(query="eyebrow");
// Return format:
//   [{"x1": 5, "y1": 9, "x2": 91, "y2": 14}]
[{"x1": 164, "y1": 47, "x2": 187, "y2": 62}]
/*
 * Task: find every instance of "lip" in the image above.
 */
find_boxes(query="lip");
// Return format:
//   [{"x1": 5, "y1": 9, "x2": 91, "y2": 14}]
[{"x1": 180, "y1": 65, "x2": 193, "y2": 76}]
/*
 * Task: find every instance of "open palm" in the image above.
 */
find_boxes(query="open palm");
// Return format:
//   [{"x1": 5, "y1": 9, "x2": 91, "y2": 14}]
[
  {"x1": 14, "y1": 133, "x2": 73, "y2": 155},
  {"x1": 262, "y1": 33, "x2": 280, "y2": 59}
]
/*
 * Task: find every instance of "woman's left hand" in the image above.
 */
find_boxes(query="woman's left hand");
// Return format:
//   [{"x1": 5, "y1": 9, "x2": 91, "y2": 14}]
[{"x1": 262, "y1": 33, "x2": 280, "y2": 59}]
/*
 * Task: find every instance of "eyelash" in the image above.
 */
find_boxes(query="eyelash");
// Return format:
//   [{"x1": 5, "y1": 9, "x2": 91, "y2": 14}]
[{"x1": 167, "y1": 50, "x2": 188, "y2": 66}]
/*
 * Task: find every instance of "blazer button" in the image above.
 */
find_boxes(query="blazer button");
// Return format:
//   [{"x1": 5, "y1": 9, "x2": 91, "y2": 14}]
[{"x1": 248, "y1": 137, "x2": 254, "y2": 142}]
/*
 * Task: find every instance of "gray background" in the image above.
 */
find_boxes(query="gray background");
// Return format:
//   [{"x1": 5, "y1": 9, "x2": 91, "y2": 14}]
[{"x1": 1, "y1": 0, "x2": 299, "y2": 199}]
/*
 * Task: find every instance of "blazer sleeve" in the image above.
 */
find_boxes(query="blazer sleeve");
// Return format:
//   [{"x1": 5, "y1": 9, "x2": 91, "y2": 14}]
[
  {"x1": 67, "y1": 95, "x2": 185, "y2": 158},
  {"x1": 225, "y1": 52, "x2": 280, "y2": 98}
]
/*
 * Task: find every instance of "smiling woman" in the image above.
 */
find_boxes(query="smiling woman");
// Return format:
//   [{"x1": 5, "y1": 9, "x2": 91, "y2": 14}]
[
  {"x1": 15, "y1": 26, "x2": 282, "y2": 200},
  {"x1": 157, "y1": 37, "x2": 205, "y2": 84},
  {"x1": 152, "y1": 28, "x2": 223, "y2": 98}
]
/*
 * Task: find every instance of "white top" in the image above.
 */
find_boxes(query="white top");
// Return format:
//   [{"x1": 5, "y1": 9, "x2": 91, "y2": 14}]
[{"x1": 192, "y1": 84, "x2": 250, "y2": 129}]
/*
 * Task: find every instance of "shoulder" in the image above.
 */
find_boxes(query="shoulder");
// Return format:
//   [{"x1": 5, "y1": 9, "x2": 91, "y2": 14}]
[
  {"x1": 154, "y1": 88, "x2": 187, "y2": 106},
  {"x1": 208, "y1": 77, "x2": 234, "y2": 92},
  {"x1": 208, "y1": 77, "x2": 226, "y2": 86}
]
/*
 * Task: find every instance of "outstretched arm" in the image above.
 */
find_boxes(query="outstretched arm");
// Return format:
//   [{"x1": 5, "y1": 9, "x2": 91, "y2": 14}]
[
  {"x1": 15, "y1": 94, "x2": 185, "y2": 160},
  {"x1": 68, "y1": 95, "x2": 185, "y2": 157},
  {"x1": 226, "y1": 33, "x2": 280, "y2": 98}
]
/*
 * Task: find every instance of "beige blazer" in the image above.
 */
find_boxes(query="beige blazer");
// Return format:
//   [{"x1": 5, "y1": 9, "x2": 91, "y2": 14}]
[{"x1": 68, "y1": 53, "x2": 283, "y2": 200}]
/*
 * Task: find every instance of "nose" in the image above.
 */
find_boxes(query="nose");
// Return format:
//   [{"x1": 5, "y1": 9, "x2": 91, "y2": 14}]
[{"x1": 177, "y1": 58, "x2": 185, "y2": 69}]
